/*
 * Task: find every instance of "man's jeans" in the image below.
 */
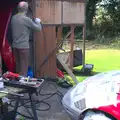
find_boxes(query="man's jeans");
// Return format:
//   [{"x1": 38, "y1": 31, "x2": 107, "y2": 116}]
[{"x1": 13, "y1": 48, "x2": 29, "y2": 76}]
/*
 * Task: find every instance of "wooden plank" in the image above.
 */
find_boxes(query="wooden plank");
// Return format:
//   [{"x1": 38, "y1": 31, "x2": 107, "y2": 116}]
[
  {"x1": 57, "y1": 54, "x2": 78, "y2": 84},
  {"x1": 69, "y1": 25, "x2": 74, "y2": 70},
  {"x1": 57, "y1": 27, "x2": 62, "y2": 43},
  {"x1": 35, "y1": 0, "x2": 85, "y2": 24},
  {"x1": 46, "y1": 26, "x2": 56, "y2": 77},
  {"x1": 62, "y1": 2, "x2": 85, "y2": 24},
  {"x1": 34, "y1": 26, "x2": 56, "y2": 77},
  {"x1": 57, "y1": 52, "x2": 70, "y2": 65},
  {"x1": 56, "y1": 26, "x2": 62, "y2": 52},
  {"x1": 35, "y1": 0, "x2": 62, "y2": 24}
]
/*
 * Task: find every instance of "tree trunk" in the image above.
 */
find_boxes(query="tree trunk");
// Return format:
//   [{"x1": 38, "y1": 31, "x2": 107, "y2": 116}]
[{"x1": 86, "y1": 0, "x2": 102, "y2": 40}]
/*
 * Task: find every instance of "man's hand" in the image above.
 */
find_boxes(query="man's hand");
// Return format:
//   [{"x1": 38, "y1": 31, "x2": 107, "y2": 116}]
[{"x1": 35, "y1": 18, "x2": 41, "y2": 24}]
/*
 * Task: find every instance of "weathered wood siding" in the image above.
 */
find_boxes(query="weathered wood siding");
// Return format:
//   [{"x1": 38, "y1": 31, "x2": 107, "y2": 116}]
[
  {"x1": 35, "y1": 0, "x2": 85, "y2": 24},
  {"x1": 36, "y1": 0, "x2": 61, "y2": 24},
  {"x1": 33, "y1": 0, "x2": 85, "y2": 77},
  {"x1": 62, "y1": 2, "x2": 85, "y2": 24},
  {"x1": 34, "y1": 27, "x2": 56, "y2": 77}
]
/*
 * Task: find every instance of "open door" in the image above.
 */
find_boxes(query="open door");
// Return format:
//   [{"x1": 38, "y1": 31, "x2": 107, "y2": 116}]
[
  {"x1": 0, "y1": 0, "x2": 34, "y2": 73},
  {"x1": 0, "y1": 2, "x2": 16, "y2": 72}
]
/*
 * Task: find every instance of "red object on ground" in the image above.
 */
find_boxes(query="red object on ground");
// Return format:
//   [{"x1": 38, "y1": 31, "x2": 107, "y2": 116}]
[
  {"x1": 56, "y1": 68, "x2": 64, "y2": 78},
  {"x1": 3, "y1": 71, "x2": 20, "y2": 79}
]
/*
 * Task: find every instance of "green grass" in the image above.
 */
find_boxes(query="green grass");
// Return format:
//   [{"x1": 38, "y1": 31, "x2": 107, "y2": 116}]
[{"x1": 74, "y1": 49, "x2": 120, "y2": 82}]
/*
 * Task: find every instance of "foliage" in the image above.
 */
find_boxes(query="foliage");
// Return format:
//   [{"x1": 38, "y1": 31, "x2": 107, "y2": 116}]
[
  {"x1": 62, "y1": 0, "x2": 120, "y2": 43},
  {"x1": 86, "y1": 0, "x2": 102, "y2": 30},
  {"x1": 110, "y1": 37, "x2": 120, "y2": 49},
  {"x1": 62, "y1": 0, "x2": 102, "y2": 40},
  {"x1": 93, "y1": 0, "x2": 120, "y2": 39}
]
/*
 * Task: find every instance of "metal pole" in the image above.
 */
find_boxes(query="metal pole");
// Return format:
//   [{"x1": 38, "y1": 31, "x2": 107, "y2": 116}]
[
  {"x1": 82, "y1": 24, "x2": 86, "y2": 67},
  {"x1": 82, "y1": 1, "x2": 86, "y2": 71},
  {"x1": 70, "y1": 25, "x2": 75, "y2": 71},
  {"x1": 29, "y1": 92, "x2": 38, "y2": 120},
  {"x1": 32, "y1": 0, "x2": 37, "y2": 76}
]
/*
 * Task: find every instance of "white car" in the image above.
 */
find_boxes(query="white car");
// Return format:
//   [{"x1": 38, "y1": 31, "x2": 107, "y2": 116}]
[{"x1": 62, "y1": 70, "x2": 120, "y2": 120}]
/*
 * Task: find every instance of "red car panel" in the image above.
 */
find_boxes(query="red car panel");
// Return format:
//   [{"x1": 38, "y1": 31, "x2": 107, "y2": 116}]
[{"x1": 0, "y1": 3, "x2": 15, "y2": 72}]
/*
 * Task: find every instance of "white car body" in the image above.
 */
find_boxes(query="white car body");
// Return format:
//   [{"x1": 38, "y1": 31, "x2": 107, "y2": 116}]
[{"x1": 62, "y1": 70, "x2": 120, "y2": 120}]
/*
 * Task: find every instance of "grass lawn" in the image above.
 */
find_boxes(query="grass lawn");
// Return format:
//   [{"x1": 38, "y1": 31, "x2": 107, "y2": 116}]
[{"x1": 73, "y1": 49, "x2": 120, "y2": 82}]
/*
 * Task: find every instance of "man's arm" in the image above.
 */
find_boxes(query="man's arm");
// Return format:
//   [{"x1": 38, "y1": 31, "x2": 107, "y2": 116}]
[{"x1": 25, "y1": 17, "x2": 42, "y2": 31}]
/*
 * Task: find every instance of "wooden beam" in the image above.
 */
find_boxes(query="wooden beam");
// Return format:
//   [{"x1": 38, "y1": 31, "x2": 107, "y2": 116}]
[
  {"x1": 35, "y1": 26, "x2": 56, "y2": 77},
  {"x1": 56, "y1": 26, "x2": 63, "y2": 53},
  {"x1": 57, "y1": 54, "x2": 78, "y2": 84},
  {"x1": 82, "y1": 24, "x2": 86, "y2": 68},
  {"x1": 69, "y1": 25, "x2": 75, "y2": 71}
]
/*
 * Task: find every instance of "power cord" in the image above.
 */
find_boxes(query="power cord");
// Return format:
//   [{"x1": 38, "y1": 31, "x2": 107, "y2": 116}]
[{"x1": 9, "y1": 80, "x2": 64, "y2": 119}]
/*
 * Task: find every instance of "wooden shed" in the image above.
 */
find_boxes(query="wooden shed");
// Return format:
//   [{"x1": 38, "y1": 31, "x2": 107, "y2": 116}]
[{"x1": 30, "y1": 0, "x2": 86, "y2": 77}]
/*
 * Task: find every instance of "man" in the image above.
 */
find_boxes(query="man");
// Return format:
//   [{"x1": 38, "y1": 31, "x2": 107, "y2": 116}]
[{"x1": 11, "y1": 1, "x2": 41, "y2": 76}]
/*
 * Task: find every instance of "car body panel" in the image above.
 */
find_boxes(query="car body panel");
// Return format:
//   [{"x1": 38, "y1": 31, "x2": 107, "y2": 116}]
[
  {"x1": 0, "y1": 2, "x2": 16, "y2": 72},
  {"x1": 63, "y1": 70, "x2": 120, "y2": 120}
]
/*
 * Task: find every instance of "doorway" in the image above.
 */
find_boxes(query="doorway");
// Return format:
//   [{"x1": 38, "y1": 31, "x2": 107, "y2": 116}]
[{"x1": 0, "y1": 0, "x2": 34, "y2": 73}]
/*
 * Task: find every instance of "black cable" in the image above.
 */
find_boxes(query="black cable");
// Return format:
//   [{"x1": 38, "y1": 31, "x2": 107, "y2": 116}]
[
  {"x1": 9, "y1": 98, "x2": 33, "y2": 119},
  {"x1": 38, "y1": 80, "x2": 64, "y2": 98},
  {"x1": 9, "y1": 80, "x2": 64, "y2": 120},
  {"x1": 17, "y1": 111, "x2": 33, "y2": 119},
  {"x1": 9, "y1": 96, "x2": 51, "y2": 118},
  {"x1": 38, "y1": 81, "x2": 64, "y2": 105},
  {"x1": 35, "y1": 101, "x2": 51, "y2": 111}
]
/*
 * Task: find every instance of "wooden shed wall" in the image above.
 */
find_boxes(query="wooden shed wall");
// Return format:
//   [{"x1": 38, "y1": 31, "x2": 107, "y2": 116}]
[
  {"x1": 34, "y1": 27, "x2": 56, "y2": 77},
  {"x1": 62, "y1": 2, "x2": 85, "y2": 24},
  {"x1": 33, "y1": 0, "x2": 85, "y2": 77},
  {"x1": 35, "y1": 0, "x2": 85, "y2": 25},
  {"x1": 36, "y1": 0, "x2": 62, "y2": 24}
]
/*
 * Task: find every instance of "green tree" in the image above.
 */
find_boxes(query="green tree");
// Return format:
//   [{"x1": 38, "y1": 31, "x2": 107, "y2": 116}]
[{"x1": 86, "y1": 0, "x2": 102, "y2": 39}]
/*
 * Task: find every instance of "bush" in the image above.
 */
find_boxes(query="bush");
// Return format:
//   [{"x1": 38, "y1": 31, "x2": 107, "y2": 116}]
[{"x1": 110, "y1": 37, "x2": 120, "y2": 49}]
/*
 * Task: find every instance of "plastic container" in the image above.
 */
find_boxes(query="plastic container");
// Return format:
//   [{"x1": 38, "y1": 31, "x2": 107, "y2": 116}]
[{"x1": 27, "y1": 66, "x2": 33, "y2": 78}]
